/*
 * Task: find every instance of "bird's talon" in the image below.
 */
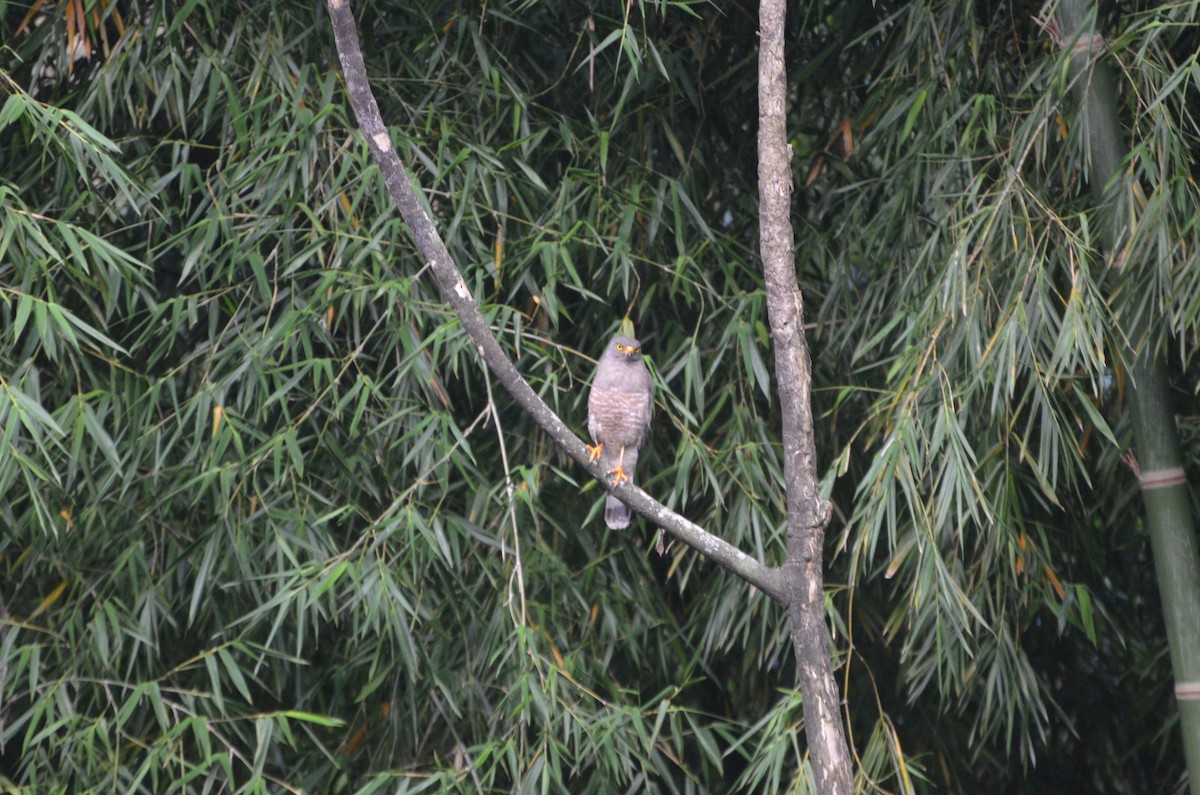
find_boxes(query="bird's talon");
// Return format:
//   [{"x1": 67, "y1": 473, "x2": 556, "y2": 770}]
[
  {"x1": 586, "y1": 443, "x2": 603, "y2": 463},
  {"x1": 608, "y1": 465, "x2": 629, "y2": 486}
]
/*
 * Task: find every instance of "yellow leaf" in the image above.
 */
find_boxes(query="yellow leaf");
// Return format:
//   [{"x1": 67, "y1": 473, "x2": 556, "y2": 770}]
[
  {"x1": 1044, "y1": 564, "x2": 1066, "y2": 600},
  {"x1": 890, "y1": 721, "x2": 915, "y2": 795},
  {"x1": 29, "y1": 580, "x2": 68, "y2": 621},
  {"x1": 337, "y1": 191, "x2": 360, "y2": 231}
]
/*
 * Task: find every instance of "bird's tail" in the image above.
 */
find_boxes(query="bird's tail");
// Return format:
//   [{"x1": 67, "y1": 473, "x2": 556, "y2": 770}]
[
  {"x1": 605, "y1": 495, "x2": 632, "y2": 530},
  {"x1": 602, "y1": 448, "x2": 638, "y2": 530}
]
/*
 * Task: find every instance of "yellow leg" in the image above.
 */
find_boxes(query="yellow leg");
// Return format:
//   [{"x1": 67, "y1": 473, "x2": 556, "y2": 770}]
[
  {"x1": 586, "y1": 442, "x2": 604, "y2": 463},
  {"x1": 609, "y1": 445, "x2": 629, "y2": 485}
]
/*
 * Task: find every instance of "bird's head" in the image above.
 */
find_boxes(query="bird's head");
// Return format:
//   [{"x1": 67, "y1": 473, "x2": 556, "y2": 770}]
[{"x1": 610, "y1": 336, "x2": 643, "y2": 361}]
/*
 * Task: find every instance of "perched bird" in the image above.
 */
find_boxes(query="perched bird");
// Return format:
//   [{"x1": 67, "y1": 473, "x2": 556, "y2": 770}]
[{"x1": 587, "y1": 335, "x2": 654, "y2": 529}]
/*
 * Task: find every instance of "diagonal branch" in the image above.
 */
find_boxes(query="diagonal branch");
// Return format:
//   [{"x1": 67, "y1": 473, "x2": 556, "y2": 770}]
[{"x1": 324, "y1": 0, "x2": 784, "y2": 602}]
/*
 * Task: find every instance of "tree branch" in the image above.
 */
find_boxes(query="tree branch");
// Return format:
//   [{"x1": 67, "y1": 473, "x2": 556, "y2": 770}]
[
  {"x1": 324, "y1": 0, "x2": 785, "y2": 603},
  {"x1": 757, "y1": 0, "x2": 855, "y2": 791}
]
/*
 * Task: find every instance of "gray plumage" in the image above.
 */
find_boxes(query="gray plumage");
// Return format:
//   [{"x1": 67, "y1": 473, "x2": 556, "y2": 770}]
[{"x1": 587, "y1": 335, "x2": 654, "y2": 529}]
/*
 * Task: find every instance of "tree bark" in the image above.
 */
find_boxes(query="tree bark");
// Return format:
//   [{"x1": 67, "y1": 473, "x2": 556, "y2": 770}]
[
  {"x1": 1055, "y1": 1, "x2": 1200, "y2": 789},
  {"x1": 756, "y1": 1, "x2": 855, "y2": 793}
]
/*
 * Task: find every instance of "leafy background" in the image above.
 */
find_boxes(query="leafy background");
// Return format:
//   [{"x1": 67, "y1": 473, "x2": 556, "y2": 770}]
[{"x1": 1, "y1": 0, "x2": 1197, "y2": 792}]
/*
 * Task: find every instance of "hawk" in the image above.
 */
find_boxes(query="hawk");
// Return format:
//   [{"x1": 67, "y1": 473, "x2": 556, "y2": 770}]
[{"x1": 587, "y1": 336, "x2": 653, "y2": 529}]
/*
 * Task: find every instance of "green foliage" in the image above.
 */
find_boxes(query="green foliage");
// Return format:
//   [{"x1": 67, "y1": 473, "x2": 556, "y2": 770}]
[
  {"x1": 0, "y1": 0, "x2": 1195, "y2": 793},
  {"x1": 810, "y1": 0, "x2": 1198, "y2": 790}
]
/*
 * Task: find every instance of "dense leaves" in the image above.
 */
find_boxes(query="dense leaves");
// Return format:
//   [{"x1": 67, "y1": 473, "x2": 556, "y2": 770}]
[{"x1": 0, "y1": 0, "x2": 1196, "y2": 793}]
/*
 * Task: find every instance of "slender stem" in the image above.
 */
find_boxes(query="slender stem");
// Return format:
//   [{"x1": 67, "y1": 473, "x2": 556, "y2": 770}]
[{"x1": 1056, "y1": 1, "x2": 1200, "y2": 788}]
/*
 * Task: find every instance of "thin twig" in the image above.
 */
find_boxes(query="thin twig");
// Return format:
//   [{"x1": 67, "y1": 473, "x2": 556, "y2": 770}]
[{"x1": 484, "y1": 365, "x2": 527, "y2": 626}]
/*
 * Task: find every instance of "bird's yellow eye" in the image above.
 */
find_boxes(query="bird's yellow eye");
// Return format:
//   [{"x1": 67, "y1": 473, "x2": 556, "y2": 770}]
[{"x1": 616, "y1": 343, "x2": 625, "y2": 351}]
